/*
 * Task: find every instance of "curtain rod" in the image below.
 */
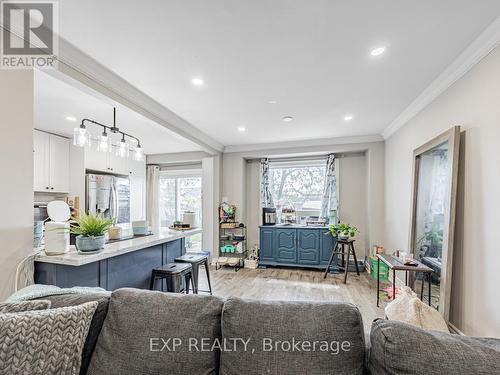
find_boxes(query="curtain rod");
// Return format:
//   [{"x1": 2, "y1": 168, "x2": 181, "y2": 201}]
[{"x1": 246, "y1": 151, "x2": 365, "y2": 163}]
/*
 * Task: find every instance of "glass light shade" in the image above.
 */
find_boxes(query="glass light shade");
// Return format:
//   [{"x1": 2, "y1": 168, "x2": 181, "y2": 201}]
[
  {"x1": 116, "y1": 139, "x2": 129, "y2": 158},
  {"x1": 73, "y1": 127, "x2": 91, "y2": 147},
  {"x1": 134, "y1": 146, "x2": 144, "y2": 161},
  {"x1": 97, "y1": 133, "x2": 111, "y2": 153}
]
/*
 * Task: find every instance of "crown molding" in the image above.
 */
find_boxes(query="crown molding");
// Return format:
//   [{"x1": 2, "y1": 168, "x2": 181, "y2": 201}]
[
  {"x1": 223, "y1": 134, "x2": 383, "y2": 154},
  {"x1": 53, "y1": 38, "x2": 224, "y2": 154},
  {"x1": 382, "y1": 16, "x2": 500, "y2": 139}
]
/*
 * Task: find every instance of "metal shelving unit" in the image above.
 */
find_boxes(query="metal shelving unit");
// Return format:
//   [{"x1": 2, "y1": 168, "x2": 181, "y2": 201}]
[{"x1": 216, "y1": 225, "x2": 247, "y2": 272}]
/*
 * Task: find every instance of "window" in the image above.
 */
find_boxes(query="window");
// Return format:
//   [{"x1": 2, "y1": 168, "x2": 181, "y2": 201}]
[
  {"x1": 159, "y1": 170, "x2": 202, "y2": 251},
  {"x1": 268, "y1": 160, "x2": 327, "y2": 216}
]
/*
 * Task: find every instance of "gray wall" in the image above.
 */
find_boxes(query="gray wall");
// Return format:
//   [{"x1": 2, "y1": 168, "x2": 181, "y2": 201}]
[
  {"x1": 0, "y1": 68, "x2": 34, "y2": 300},
  {"x1": 223, "y1": 140, "x2": 385, "y2": 259},
  {"x1": 385, "y1": 45, "x2": 500, "y2": 337}
]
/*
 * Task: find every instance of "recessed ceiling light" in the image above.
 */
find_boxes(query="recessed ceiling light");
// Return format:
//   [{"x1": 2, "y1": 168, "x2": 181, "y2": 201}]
[
  {"x1": 370, "y1": 46, "x2": 386, "y2": 56},
  {"x1": 282, "y1": 116, "x2": 294, "y2": 122},
  {"x1": 66, "y1": 116, "x2": 77, "y2": 122},
  {"x1": 191, "y1": 77, "x2": 204, "y2": 86},
  {"x1": 268, "y1": 100, "x2": 277, "y2": 104},
  {"x1": 344, "y1": 115, "x2": 353, "y2": 121},
  {"x1": 237, "y1": 126, "x2": 246, "y2": 132}
]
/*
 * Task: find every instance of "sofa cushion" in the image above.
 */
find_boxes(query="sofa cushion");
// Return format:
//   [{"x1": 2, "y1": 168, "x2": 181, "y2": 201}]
[
  {"x1": 87, "y1": 288, "x2": 224, "y2": 375},
  {"x1": 35, "y1": 293, "x2": 111, "y2": 375},
  {"x1": 369, "y1": 319, "x2": 500, "y2": 374},
  {"x1": 220, "y1": 298, "x2": 366, "y2": 375}
]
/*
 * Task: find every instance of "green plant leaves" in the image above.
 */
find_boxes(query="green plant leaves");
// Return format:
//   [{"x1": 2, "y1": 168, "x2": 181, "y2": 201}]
[{"x1": 70, "y1": 212, "x2": 114, "y2": 237}]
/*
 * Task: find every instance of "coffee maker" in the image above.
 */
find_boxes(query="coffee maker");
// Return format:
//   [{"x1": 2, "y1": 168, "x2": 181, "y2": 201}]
[{"x1": 262, "y1": 207, "x2": 277, "y2": 225}]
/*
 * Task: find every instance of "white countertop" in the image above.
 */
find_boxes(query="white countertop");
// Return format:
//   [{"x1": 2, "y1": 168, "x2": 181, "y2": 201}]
[{"x1": 34, "y1": 228, "x2": 202, "y2": 266}]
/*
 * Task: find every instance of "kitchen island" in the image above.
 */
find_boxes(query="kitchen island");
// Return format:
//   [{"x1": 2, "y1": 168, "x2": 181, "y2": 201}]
[{"x1": 34, "y1": 228, "x2": 202, "y2": 290}]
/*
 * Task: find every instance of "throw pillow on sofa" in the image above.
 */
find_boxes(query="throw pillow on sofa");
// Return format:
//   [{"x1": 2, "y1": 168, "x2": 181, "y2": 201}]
[
  {"x1": 0, "y1": 301, "x2": 98, "y2": 375},
  {"x1": 0, "y1": 300, "x2": 51, "y2": 313}
]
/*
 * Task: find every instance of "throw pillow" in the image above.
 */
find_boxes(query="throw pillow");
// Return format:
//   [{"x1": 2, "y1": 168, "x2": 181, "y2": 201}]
[
  {"x1": 0, "y1": 301, "x2": 98, "y2": 375},
  {"x1": 0, "y1": 300, "x2": 51, "y2": 313}
]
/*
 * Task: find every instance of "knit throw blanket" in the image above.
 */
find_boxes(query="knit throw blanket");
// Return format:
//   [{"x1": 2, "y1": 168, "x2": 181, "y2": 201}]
[{"x1": 6, "y1": 284, "x2": 108, "y2": 303}]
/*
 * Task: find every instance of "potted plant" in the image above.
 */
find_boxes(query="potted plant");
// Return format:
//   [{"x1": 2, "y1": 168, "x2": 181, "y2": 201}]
[
  {"x1": 70, "y1": 212, "x2": 114, "y2": 253},
  {"x1": 329, "y1": 223, "x2": 359, "y2": 240}
]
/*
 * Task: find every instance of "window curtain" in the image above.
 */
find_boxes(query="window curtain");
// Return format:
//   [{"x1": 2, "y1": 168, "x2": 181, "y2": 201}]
[
  {"x1": 260, "y1": 158, "x2": 274, "y2": 207},
  {"x1": 320, "y1": 154, "x2": 338, "y2": 222},
  {"x1": 146, "y1": 165, "x2": 160, "y2": 230}
]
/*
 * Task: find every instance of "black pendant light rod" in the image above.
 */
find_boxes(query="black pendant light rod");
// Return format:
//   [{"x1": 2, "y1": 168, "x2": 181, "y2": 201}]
[{"x1": 79, "y1": 107, "x2": 141, "y2": 146}]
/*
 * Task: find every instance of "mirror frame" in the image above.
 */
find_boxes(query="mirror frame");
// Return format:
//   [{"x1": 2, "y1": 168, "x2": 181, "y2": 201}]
[{"x1": 409, "y1": 126, "x2": 460, "y2": 323}]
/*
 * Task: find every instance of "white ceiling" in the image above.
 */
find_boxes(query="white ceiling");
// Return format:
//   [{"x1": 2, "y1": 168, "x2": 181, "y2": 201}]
[
  {"x1": 34, "y1": 70, "x2": 202, "y2": 154},
  {"x1": 55, "y1": 1, "x2": 500, "y2": 147}
]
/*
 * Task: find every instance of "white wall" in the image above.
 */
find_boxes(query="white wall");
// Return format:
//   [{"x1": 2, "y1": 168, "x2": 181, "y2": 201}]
[
  {"x1": 223, "y1": 140, "x2": 385, "y2": 258},
  {"x1": 0, "y1": 69, "x2": 34, "y2": 300},
  {"x1": 385, "y1": 45, "x2": 500, "y2": 337}
]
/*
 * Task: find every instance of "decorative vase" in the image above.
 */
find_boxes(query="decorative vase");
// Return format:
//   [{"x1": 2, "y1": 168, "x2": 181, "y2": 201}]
[
  {"x1": 76, "y1": 235, "x2": 106, "y2": 253},
  {"x1": 338, "y1": 233, "x2": 350, "y2": 240}
]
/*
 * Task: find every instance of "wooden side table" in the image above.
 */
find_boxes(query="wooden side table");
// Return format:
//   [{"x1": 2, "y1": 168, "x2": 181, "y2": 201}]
[
  {"x1": 323, "y1": 239, "x2": 359, "y2": 283},
  {"x1": 376, "y1": 254, "x2": 433, "y2": 307}
]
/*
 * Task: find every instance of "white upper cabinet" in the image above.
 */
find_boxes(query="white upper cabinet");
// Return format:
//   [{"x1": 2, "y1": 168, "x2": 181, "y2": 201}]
[
  {"x1": 85, "y1": 145, "x2": 129, "y2": 175},
  {"x1": 33, "y1": 130, "x2": 50, "y2": 191},
  {"x1": 33, "y1": 130, "x2": 70, "y2": 193}
]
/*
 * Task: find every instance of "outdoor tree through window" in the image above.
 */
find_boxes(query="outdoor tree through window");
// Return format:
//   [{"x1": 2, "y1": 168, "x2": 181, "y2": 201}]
[{"x1": 269, "y1": 161, "x2": 326, "y2": 214}]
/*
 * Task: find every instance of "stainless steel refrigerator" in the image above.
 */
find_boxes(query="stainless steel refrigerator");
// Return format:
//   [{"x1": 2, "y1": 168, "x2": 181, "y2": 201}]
[{"x1": 86, "y1": 173, "x2": 130, "y2": 224}]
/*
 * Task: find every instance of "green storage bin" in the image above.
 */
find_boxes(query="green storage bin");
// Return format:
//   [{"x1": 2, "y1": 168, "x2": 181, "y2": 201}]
[{"x1": 370, "y1": 256, "x2": 389, "y2": 281}]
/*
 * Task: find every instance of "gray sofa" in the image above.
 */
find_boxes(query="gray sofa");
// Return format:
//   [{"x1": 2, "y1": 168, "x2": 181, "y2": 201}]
[{"x1": 38, "y1": 288, "x2": 500, "y2": 375}]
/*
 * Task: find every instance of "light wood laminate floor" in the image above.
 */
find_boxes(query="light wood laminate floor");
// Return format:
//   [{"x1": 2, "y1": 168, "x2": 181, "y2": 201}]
[{"x1": 198, "y1": 266, "x2": 385, "y2": 333}]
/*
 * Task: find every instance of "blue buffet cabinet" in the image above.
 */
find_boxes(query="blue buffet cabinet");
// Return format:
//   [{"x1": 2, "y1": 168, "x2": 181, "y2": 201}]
[{"x1": 259, "y1": 226, "x2": 338, "y2": 270}]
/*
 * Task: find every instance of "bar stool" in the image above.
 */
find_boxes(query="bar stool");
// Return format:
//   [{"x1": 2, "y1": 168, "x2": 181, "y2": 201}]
[
  {"x1": 150, "y1": 263, "x2": 194, "y2": 293},
  {"x1": 175, "y1": 253, "x2": 212, "y2": 295}
]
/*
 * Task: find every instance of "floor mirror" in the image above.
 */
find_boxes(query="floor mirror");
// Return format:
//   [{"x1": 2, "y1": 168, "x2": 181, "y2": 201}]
[{"x1": 409, "y1": 126, "x2": 460, "y2": 322}]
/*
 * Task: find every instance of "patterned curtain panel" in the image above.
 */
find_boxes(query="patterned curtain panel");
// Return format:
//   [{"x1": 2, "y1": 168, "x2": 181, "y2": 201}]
[
  {"x1": 260, "y1": 158, "x2": 274, "y2": 208},
  {"x1": 320, "y1": 154, "x2": 338, "y2": 222}
]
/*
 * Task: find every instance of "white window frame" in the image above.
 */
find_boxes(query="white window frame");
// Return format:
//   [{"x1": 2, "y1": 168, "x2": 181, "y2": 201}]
[{"x1": 159, "y1": 169, "x2": 202, "y2": 227}]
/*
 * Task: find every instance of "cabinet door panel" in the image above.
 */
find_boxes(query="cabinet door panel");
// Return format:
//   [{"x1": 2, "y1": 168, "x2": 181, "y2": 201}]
[
  {"x1": 297, "y1": 229, "x2": 320, "y2": 265},
  {"x1": 274, "y1": 229, "x2": 296, "y2": 263},
  {"x1": 260, "y1": 229, "x2": 274, "y2": 261},
  {"x1": 49, "y1": 135, "x2": 69, "y2": 193},
  {"x1": 85, "y1": 147, "x2": 108, "y2": 173},
  {"x1": 33, "y1": 130, "x2": 50, "y2": 191},
  {"x1": 320, "y1": 231, "x2": 337, "y2": 266}
]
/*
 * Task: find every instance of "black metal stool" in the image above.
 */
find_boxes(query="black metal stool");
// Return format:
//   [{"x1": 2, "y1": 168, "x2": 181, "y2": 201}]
[
  {"x1": 150, "y1": 263, "x2": 195, "y2": 293},
  {"x1": 175, "y1": 253, "x2": 212, "y2": 295}
]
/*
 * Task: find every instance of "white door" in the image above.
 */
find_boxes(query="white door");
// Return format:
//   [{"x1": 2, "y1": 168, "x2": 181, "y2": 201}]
[
  {"x1": 33, "y1": 130, "x2": 50, "y2": 191},
  {"x1": 49, "y1": 134, "x2": 70, "y2": 193}
]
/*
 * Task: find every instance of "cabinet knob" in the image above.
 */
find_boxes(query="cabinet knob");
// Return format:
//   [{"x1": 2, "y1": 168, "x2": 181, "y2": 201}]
[
  {"x1": 50, "y1": 187, "x2": 54, "y2": 190},
  {"x1": 45, "y1": 186, "x2": 49, "y2": 189}
]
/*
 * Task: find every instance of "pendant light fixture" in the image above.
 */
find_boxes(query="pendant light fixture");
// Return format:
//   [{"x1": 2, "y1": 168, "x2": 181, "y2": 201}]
[{"x1": 74, "y1": 107, "x2": 143, "y2": 160}]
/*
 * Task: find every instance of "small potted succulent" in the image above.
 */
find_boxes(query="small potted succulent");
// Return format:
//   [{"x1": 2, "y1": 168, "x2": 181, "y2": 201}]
[
  {"x1": 329, "y1": 223, "x2": 359, "y2": 240},
  {"x1": 70, "y1": 212, "x2": 114, "y2": 253}
]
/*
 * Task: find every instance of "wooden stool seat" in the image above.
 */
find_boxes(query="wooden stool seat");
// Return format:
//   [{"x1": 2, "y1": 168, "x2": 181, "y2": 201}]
[
  {"x1": 150, "y1": 263, "x2": 194, "y2": 294},
  {"x1": 175, "y1": 253, "x2": 212, "y2": 295}
]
